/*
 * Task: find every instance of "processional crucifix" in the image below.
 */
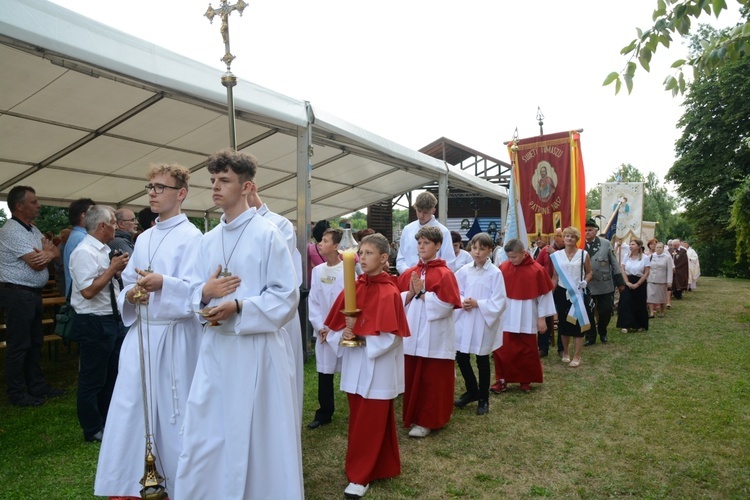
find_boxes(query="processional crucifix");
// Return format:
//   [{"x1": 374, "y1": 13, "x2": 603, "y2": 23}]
[{"x1": 205, "y1": 0, "x2": 249, "y2": 150}]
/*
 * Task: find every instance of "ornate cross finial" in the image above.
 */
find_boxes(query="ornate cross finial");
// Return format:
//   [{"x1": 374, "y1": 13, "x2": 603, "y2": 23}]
[
  {"x1": 536, "y1": 106, "x2": 545, "y2": 136},
  {"x1": 205, "y1": 0, "x2": 248, "y2": 70}
]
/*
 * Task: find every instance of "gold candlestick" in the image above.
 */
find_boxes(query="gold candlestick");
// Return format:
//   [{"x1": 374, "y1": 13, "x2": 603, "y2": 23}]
[{"x1": 338, "y1": 309, "x2": 366, "y2": 348}]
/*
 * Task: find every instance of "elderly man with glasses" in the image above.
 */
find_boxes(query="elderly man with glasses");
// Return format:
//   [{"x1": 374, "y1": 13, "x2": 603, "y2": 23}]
[{"x1": 108, "y1": 208, "x2": 138, "y2": 255}]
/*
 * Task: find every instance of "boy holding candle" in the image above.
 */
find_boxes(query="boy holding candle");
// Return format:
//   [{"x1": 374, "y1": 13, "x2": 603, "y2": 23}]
[
  {"x1": 307, "y1": 227, "x2": 345, "y2": 429},
  {"x1": 325, "y1": 233, "x2": 410, "y2": 499},
  {"x1": 454, "y1": 232, "x2": 507, "y2": 415},
  {"x1": 397, "y1": 226, "x2": 462, "y2": 438}
]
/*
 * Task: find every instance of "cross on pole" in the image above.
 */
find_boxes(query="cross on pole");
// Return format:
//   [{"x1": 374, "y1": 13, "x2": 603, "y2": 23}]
[{"x1": 205, "y1": 0, "x2": 248, "y2": 150}]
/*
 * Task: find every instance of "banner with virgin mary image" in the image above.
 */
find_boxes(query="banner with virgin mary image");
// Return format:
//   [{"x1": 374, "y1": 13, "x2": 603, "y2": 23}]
[{"x1": 507, "y1": 131, "x2": 586, "y2": 246}]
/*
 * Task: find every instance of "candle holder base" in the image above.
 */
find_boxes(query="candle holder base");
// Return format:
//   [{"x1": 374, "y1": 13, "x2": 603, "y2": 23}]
[{"x1": 338, "y1": 309, "x2": 365, "y2": 348}]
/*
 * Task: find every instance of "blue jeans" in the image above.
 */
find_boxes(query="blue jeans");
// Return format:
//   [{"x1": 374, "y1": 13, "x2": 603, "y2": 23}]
[{"x1": 74, "y1": 313, "x2": 125, "y2": 439}]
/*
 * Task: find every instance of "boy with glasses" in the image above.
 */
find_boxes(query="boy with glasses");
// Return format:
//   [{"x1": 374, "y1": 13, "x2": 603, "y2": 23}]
[{"x1": 94, "y1": 164, "x2": 203, "y2": 498}]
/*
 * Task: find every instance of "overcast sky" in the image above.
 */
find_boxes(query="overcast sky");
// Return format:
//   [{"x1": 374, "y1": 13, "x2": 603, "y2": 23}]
[{"x1": 1, "y1": 1, "x2": 740, "y2": 217}]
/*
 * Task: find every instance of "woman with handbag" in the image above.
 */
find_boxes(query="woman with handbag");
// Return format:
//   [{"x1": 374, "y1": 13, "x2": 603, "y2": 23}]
[
  {"x1": 617, "y1": 239, "x2": 651, "y2": 332},
  {"x1": 550, "y1": 227, "x2": 593, "y2": 368}
]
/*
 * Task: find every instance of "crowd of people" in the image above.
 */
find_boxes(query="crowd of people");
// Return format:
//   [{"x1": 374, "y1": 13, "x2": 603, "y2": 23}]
[{"x1": 0, "y1": 157, "x2": 702, "y2": 499}]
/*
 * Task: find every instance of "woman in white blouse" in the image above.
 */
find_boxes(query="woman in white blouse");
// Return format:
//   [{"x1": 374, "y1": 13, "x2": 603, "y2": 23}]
[{"x1": 617, "y1": 239, "x2": 651, "y2": 332}]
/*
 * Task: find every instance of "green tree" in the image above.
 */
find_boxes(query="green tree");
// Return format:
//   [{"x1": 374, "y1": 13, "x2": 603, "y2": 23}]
[
  {"x1": 586, "y1": 188, "x2": 601, "y2": 220},
  {"x1": 392, "y1": 209, "x2": 409, "y2": 230},
  {"x1": 605, "y1": 1, "x2": 749, "y2": 95},
  {"x1": 666, "y1": 46, "x2": 750, "y2": 276},
  {"x1": 729, "y1": 175, "x2": 750, "y2": 262},
  {"x1": 34, "y1": 206, "x2": 69, "y2": 235}
]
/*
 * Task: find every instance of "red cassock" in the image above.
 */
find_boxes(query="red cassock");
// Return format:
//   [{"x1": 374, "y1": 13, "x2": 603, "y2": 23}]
[
  {"x1": 495, "y1": 255, "x2": 555, "y2": 384},
  {"x1": 397, "y1": 259, "x2": 461, "y2": 429},
  {"x1": 325, "y1": 271, "x2": 410, "y2": 485}
]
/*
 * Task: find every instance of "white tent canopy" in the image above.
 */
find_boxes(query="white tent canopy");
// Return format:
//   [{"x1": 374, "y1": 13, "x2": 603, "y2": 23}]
[{"x1": 1, "y1": 0, "x2": 507, "y2": 261}]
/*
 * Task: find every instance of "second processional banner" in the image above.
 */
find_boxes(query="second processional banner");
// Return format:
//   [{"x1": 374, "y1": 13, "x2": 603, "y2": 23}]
[{"x1": 508, "y1": 130, "x2": 586, "y2": 240}]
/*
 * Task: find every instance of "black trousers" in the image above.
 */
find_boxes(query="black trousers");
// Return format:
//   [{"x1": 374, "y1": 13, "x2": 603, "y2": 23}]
[
  {"x1": 537, "y1": 316, "x2": 556, "y2": 353},
  {"x1": 0, "y1": 288, "x2": 48, "y2": 401},
  {"x1": 586, "y1": 292, "x2": 615, "y2": 343},
  {"x1": 313, "y1": 372, "x2": 335, "y2": 423},
  {"x1": 74, "y1": 313, "x2": 125, "y2": 439},
  {"x1": 456, "y1": 351, "x2": 490, "y2": 400}
]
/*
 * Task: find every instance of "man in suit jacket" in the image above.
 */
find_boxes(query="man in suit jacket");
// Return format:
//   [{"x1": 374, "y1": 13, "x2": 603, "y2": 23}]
[{"x1": 583, "y1": 219, "x2": 624, "y2": 345}]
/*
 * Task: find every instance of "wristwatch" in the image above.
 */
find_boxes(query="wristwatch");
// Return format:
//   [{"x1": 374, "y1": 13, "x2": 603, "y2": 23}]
[{"x1": 415, "y1": 289, "x2": 426, "y2": 299}]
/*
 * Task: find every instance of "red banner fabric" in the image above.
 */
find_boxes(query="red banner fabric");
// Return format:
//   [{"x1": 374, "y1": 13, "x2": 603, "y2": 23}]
[{"x1": 513, "y1": 131, "x2": 573, "y2": 237}]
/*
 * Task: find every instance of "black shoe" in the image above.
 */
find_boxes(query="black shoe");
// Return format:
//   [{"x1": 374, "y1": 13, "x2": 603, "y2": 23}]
[
  {"x1": 10, "y1": 394, "x2": 44, "y2": 407},
  {"x1": 85, "y1": 430, "x2": 103, "y2": 442},
  {"x1": 454, "y1": 392, "x2": 479, "y2": 408},
  {"x1": 584, "y1": 340, "x2": 596, "y2": 346},
  {"x1": 538, "y1": 350, "x2": 548, "y2": 358},
  {"x1": 307, "y1": 419, "x2": 330, "y2": 430},
  {"x1": 600, "y1": 335, "x2": 609, "y2": 343},
  {"x1": 476, "y1": 399, "x2": 489, "y2": 415},
  {"x1": 32, "y1": 387, "x2": 66, "y2": 399}
]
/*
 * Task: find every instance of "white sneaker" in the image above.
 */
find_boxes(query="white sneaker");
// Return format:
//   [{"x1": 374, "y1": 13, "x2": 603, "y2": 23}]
[
  {"x1": 408, "y1": 425, "x2": 432, "y2": 438},
  {"x1": 344, "y1": 482, "x2": 369, "y2": 498}
]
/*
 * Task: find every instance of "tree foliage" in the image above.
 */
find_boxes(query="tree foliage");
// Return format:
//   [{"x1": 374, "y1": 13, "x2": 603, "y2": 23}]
[
  {"x1": 586, "y1": 164, "x2": 683, "y2": 241},
  {"x1": 605, "y1": 1, "x2": 750, "y2": 95},
  {"x1": 666, "y1": 46, "x2": 750, "y2": 276},
  {"x1": 34, "y1": 206, "x2": 70, "y2": 235},
  {"x1": 729, "y1": 175, "x2": 750, "y2": 262}
]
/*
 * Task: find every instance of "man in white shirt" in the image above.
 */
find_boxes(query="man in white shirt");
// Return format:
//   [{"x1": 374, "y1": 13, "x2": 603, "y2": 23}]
[
  {"x1": 396, "y1": 192, "x2": 455, "y2": 273},
  {"x1": 69, "y1": 205, "x2": 129, "y2": 442}
]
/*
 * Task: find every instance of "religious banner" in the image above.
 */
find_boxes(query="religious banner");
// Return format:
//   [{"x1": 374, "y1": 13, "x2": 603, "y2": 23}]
[
  {"x1": 641, "y1": 221, "x2": 656, "y2": 243},
  {"x1": 600, "y1": 182, "x2": 644, "y2": 241},
  {"x1": 507, "y1": 131, "x2": 586, "y2": 247}
]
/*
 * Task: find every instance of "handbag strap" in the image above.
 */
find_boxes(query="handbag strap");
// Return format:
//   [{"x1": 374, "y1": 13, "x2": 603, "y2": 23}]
[{"x1": 580, "y1": 249, "x2": 585, "y2": 281}]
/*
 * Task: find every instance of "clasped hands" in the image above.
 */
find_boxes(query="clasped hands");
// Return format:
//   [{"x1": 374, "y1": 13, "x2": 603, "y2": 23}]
[
  {"x1": 407, "y1": 272, "x2": 425, "y2": 302},
  {"x1": 462, "y1": 297, "x2": 477, "y2": 310},
  {"x1": 200, "y1": 265, "x2": 242, "y2": 323}
]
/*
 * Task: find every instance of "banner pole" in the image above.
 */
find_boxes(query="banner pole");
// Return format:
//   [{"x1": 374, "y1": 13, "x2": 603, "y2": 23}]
[{"x1": 601, "y1": 201, "x2": 623, "y2": 237}]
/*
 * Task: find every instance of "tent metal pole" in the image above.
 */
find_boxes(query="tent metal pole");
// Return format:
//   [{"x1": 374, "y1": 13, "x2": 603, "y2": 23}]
[{"x1": 438, "y1": 172, "x2": 448, "y2": 224}]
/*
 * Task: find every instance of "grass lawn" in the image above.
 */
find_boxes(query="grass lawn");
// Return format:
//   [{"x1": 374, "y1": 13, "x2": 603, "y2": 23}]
[{"x1": 1, "y1": 276, "x2": 749, "y2": 499}]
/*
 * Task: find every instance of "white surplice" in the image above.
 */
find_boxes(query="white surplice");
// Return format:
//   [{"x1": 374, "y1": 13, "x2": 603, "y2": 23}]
[
  {"x1": 454, "y1": 260, "x2": 507, "y2": 355},
  {"x1": 308, "y1": 261, "x2": 344, "y2": 374},
  {"x1": 95, "y1": 214, "x2": 203, "y2": 497},
  {"x1": 327, "y1": 330, "x2": 404, "y2": 400},
  {"x1": 401, "y1": 290, "x2": 456, "y2": 360},
  {"x1": 257, "y1": 203, "x2": 304, "y2": 425},
  {"x1": 173, "y1": 208, "x2": 303, "y2": 500}
]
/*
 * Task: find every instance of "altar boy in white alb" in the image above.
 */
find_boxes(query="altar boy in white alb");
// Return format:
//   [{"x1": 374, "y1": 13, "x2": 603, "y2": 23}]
[
  {"x1": 95, "y1": 164, "x2": 203, "y2": 498},
  {"x1": 174, "y1": 149, "x2": 303, "y2": 500}
]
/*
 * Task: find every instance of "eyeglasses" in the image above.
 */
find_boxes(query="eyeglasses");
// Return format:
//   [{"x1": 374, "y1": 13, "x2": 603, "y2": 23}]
[
  {"x1": 118, "y1": 217, "x2": 138, "y2": 223},
  {"x1": 145, "y1": 183, "x2": 181, "y2": 194}
]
